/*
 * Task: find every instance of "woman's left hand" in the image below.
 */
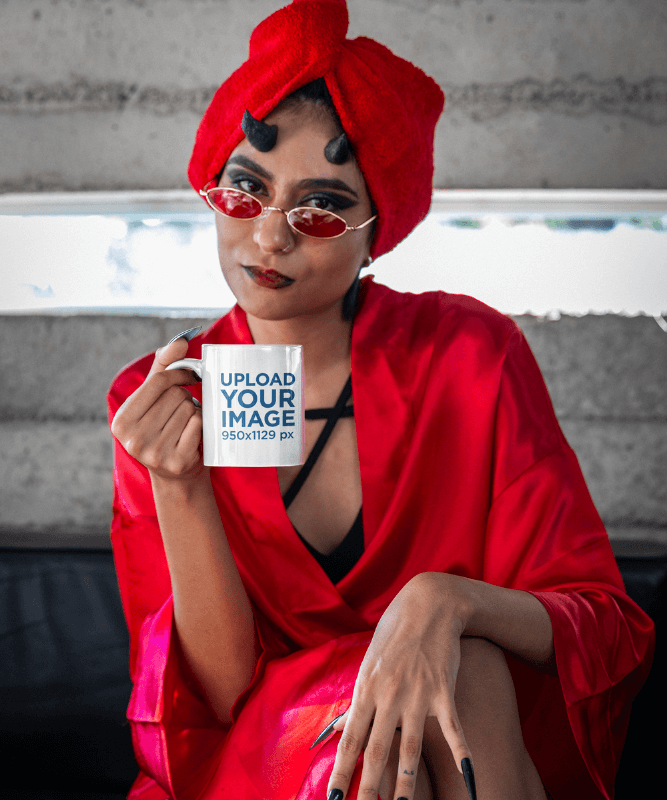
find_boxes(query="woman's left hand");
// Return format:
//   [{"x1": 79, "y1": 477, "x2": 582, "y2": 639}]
[{"x1": 326, "y1": 571, "x2": 474, "y2": 800}]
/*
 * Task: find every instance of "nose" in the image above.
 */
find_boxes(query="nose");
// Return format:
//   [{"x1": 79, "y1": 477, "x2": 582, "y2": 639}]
[{"x1": 253, "y1": 206, "x2": 295, "y2": 254}]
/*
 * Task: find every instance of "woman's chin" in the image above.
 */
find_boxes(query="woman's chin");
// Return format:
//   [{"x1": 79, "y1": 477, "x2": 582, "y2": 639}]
[
  {"x1": 224, "y1": 270, "x2": 349, "y2": 325},
  {"x1": 238, "y1": 294, "x2": 345, "y2": 326}
]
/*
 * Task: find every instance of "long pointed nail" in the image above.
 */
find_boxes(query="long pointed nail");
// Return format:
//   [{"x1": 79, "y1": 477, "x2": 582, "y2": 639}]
[
  {"x1": 461, "y1": 757, "x2": 477, "y2": 800},
  {"x1": 309, "y1": 712, "x2": 345, "y2": 750},
  {"x1": 167, "y1": 326, "x2": 202, "y2": 346}
]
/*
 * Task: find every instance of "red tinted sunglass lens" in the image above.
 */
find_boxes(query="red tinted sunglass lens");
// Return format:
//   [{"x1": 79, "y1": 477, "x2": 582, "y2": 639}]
[
  {"x1": 290, "y1": 209, "x2": 346, "y2": 238},
  {"x1": 208, "y1": 189, "x2": 261, "y2": 219}
]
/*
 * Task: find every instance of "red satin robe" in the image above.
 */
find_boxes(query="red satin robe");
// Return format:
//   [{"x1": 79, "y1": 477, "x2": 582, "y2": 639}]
[{"x1": 108, "y1": 277, "x2": 654, "y2": 800}]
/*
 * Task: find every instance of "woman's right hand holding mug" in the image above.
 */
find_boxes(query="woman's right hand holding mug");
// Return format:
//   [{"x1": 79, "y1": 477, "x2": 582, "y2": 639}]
[
  {"x1": 111, "y1": 330, "x2": 204, "y2": 482},
  {"x1": 113, "y1": 329, "x2": 260, "y2": 723}
]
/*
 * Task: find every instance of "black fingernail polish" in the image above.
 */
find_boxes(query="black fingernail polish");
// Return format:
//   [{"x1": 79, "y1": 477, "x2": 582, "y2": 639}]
[
  {"x1": 461, "y1": 758, "x2": 477, "y2": 800},
  {"x1": 167, "y1": 326, "x2": 202, "y2": 346},
  {"x1": 327, "y1": 791, "x2": 343, "y2": 800}
]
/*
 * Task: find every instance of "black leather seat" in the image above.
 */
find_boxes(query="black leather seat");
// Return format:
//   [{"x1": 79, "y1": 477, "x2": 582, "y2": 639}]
[
  {"x1": 0, "y1": 547, "x2": 138, "y2": 799},
  {"x1": 611, "y1": 541, "x2": 666, "y2": 798}
]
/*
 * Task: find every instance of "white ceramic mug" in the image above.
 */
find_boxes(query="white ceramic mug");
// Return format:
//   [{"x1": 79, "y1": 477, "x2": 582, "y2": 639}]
[{"x1": 166, "y1": 344, "x2": 304, "y2": 467}]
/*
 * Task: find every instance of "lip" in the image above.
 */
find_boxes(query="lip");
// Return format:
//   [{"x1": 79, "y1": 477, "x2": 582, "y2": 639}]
[{"x1": 244, "y1": 266, "x2": 295, "y2": 289}]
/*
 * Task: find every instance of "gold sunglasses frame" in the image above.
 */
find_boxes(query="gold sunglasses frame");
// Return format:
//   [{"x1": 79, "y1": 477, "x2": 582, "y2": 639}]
[{"x1": 199, "y1": 181, "x2": 377, "y2": 240}]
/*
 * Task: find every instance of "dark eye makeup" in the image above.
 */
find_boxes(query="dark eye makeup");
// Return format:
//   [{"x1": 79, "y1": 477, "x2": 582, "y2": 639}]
[
  {"x1": 225, "y1": 168, "x2": 355, "y2": 214},
  {"x1": 226, "y1": 169, "x2": 266, "y2": 196},
  {"x1": 301, "y1": 192, "x2": 355, "y2": 212}
]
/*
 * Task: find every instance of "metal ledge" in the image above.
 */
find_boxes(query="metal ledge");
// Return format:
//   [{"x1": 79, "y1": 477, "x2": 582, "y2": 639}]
[{"x1": 0, "y1": 188, "x2": 666, "y2": 216}]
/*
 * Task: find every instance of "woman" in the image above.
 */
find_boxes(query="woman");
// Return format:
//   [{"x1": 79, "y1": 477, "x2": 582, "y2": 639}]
[{"x1": 108, "y1": 2, "x2": 654, "y2": 799}]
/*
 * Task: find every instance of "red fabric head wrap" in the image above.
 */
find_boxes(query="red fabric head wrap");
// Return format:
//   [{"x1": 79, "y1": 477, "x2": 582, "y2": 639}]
[{"x1": 188, "y1": 0, "x2": 444, "y2": 260}]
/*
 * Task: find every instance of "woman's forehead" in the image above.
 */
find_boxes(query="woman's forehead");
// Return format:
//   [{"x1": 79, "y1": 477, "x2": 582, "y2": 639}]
[
  {"x1": 228, "y1": 106, "x2": 368, "y2": 195},
  {"x1": 264, "y1": 102, "x2": 340, "y2": 139}
]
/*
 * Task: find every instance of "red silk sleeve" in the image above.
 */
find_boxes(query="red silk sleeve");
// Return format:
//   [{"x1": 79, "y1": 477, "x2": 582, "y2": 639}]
[
  {"x1": 108, "y1": 357, "x2": 267, "y2": 799},
  {"x1": 481, "y1": 331, "x2": 655, "y2": 799},
  {"x1": 108, "y1": 360, "x2": 227, "y2": 797}
]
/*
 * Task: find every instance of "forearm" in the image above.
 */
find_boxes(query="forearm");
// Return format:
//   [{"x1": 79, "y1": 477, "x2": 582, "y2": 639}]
[
  {"x1": 151, "y1": 471, "x2": 258, "y2": 724},
  {"x1": 464, "y1": 577, "x2": 555, "y2": 671},
  {"x1": 420, "y1": 572, "x2": 555, "y2": 673}
]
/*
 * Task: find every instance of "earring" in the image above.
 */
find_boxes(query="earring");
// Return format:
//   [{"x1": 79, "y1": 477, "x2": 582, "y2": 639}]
[
  {"x1": 342, "y1": 272, "x2": 361, "y2": 321},
  {"x1": 342, "y1": 256, "x2": 373, "y2": 321}
]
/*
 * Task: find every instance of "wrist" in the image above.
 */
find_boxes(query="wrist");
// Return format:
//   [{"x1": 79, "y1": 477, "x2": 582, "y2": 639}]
[
  {"x1": 150, "y1": 466, "x2": 212, "y2": 502},
  {"x1": 456, "y1": 578, "x2": 555, "y2": 670},
  {"x1": 412, "y1": 571, "x2": 475, "y2": 637},
  {"x1": 412, "y1": 573, "x2": 555, "y2": 670}
]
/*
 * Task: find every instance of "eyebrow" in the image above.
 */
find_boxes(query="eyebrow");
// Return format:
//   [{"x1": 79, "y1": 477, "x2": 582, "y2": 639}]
[
  {"x1": 225, "y1": 155, "x2": 359, "y2": 199},
  {"x1": 226, "y1": 155, "x2": 274, "y2": 182},
  {"x1": 296, "y1": 178, "x2": 359, "y2": 198}
]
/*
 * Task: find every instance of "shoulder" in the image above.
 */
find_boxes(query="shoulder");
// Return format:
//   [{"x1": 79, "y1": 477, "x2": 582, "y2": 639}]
[{"x1": 358, "y1": 277, "x2": 521, "y2": 360}]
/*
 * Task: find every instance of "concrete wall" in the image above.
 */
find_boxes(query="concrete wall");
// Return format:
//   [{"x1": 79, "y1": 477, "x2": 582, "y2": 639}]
[
  {"x1": 0, "y1": 312, "x2": 665, "y2": 547},
  {"x1": 1, "y1": 1, "x2": 665, "y2": 547},
  {"x1": 1, "y1": 0, "x2": 666, "y2": 193}
]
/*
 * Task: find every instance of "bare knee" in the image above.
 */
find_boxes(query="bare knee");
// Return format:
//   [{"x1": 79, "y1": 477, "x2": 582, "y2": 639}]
[
  {"x1": 422, "y1": 637, "x2": 546, "y2": 799},
  {"x1": 378, "y1": 641, "x2": 516, "y2": 800},
  {"x1": 458, "y1": 635, "x2": 508, "y2": 672},
  {"x1": 456, "y1": 636, "x2": 516, "y2": 710}
]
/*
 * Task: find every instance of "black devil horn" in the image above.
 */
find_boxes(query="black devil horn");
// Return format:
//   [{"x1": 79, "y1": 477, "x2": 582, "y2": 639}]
[
  {"x1": 324, "y1": 132, "x2": 350, "y2": 165},
  {"x1": 241, "y1": 110, "x2": 278, "y2": 152}
]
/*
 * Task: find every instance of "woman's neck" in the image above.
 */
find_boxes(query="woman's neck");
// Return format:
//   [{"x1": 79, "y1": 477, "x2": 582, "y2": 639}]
[{"x1": 246, "y1": 308, "x2": 353, "y2": 402}]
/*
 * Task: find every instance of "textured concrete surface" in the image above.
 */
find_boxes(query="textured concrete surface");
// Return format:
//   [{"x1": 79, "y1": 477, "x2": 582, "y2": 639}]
[
  {"x1": 0, "y1": 314, "x2": 215, "y2": 422},
  {"x1": 2, "y1": 313, "x2": 664, "y2": 422},
  {"x1": 1, "y1": 0, "x2": 666, "y2": 191},
  {"x1": 1, "y1": 417, "x2": 662, "y2": 533},
  {"x1": 0, "y1": 421, "x2": 113, "y2": 530},
  {"x1": 561, "y1": 420, "x2": 667, "y2": 526},
  {"x1": 1, "y1": 312, "x2": 665, "y2": 543},
  {"x1": 516, "y1": 314, "x2": 667, "y2": 420}
]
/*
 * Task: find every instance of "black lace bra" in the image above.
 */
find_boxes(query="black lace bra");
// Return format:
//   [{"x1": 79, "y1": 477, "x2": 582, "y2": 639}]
[{"x1": 282, "y1": 375, "x2": 363, "y2": 584}]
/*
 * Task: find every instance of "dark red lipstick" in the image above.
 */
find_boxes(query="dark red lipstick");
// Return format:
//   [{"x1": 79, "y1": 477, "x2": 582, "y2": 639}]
[{"x1": 244, "y1": 266, "x2": 294, "y2": 289}]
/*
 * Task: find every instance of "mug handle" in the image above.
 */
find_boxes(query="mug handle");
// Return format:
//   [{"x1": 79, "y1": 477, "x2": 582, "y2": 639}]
[{"x1": 165, "y1": 358, "x2": 203, "y2": 379}]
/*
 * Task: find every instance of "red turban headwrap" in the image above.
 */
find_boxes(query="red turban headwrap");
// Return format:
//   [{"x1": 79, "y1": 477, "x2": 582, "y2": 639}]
[{"x1": 188, "y1": 0, "x2": 444, "y2": 260}]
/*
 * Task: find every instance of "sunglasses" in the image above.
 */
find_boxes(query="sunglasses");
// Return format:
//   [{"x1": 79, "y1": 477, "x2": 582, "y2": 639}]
[{"x1": 199, "y1": 182, "x2": 377, "y2": 240}]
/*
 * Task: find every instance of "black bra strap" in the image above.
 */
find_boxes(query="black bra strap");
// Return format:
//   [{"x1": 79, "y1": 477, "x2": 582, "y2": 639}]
[
  {"x1": 282, "y1": 375, "x2": 353, "y2": 510},
  {"x1": 305, "y1": 406, "x2": 354, "y2": 420}
]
